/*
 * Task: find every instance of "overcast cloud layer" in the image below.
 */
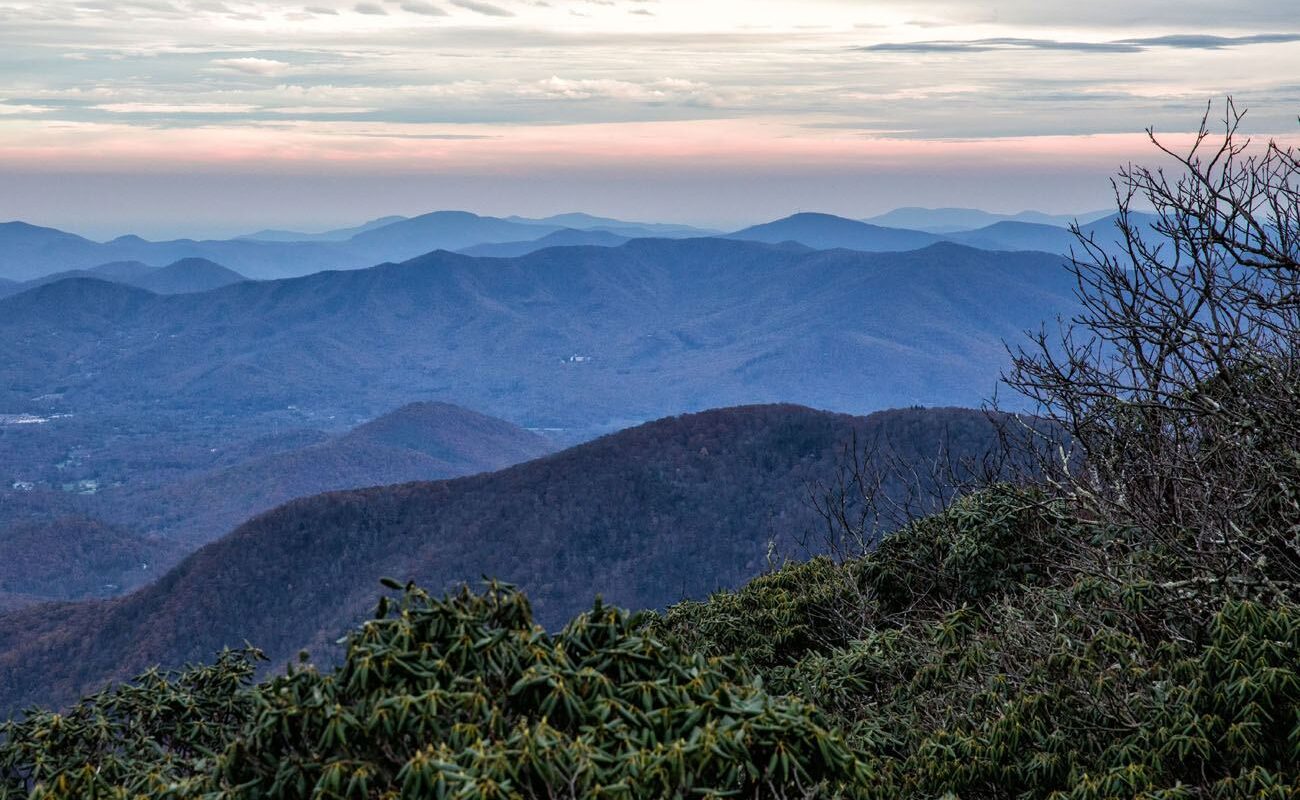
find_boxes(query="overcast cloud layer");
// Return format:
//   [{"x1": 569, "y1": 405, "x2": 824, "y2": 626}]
[{"x1": 0, "y1": 0, "x2": 1297, "y2": 236}]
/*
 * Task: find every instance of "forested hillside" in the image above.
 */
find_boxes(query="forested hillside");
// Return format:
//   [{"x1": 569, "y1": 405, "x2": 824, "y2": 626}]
[
  {"x1": 0, "y1": 404, "x2": 1008, "y2": 714},
  {"x1": 0, "y1": 519, "x2": 179, "y2": 611}
]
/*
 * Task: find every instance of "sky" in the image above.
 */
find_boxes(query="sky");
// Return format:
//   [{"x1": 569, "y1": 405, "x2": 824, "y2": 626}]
[{"x1": 0, "y1": 0, "x2": 1298, "y2": 238}]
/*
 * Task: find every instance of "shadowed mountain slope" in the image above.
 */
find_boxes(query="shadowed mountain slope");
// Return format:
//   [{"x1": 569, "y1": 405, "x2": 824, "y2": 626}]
[
  {"x1": 0, "y1": 518, "x2": 180, "y2": 611},
  {"x1": 0, "y1": 404, "x2": 1008, "y2": 714}
]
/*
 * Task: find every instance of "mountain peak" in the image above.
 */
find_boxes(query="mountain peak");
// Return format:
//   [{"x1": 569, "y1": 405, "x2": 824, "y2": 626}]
[
  {"x1": 782, "y1": 211, "x2": 858, "y2": 223},
  {"x1": 130, "y1": 258, "x2": 247, "y2": 294},
  {"x1": 346, "y1": 402, "x2": 552, "y2": 468},
  {"x1": 728, "y1": 213, "x2": 943, "y2": 252},
  {"x1": 404, "y1": 210, "x2": 485, "y2": 224}
]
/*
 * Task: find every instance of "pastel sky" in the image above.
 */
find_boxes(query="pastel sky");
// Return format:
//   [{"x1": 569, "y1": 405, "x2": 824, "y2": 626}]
[{"x1": 1, "y1": 0, "x2": 1298, "y2": 237}]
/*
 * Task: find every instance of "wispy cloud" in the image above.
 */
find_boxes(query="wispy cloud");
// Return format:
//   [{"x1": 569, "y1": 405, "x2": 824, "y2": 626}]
[
  {"x1": 449, "y1": 0, "x2": 514, "y2": 17},
  {"x1": 0, "y1": 0, "x2": 1298, "y2": 233},
  {"x1": 93, "y1": 102, "x2": 262, "y2": 113},
  {"x1": 1127, "y1": 33, "x2": 1300, "y2": 48},
  {"x1": 399, "y1": 1, "x2": 447, "y2": 15},
  {"x1": 210, "y1": 56, "x2": 292, "y2": 75},
  {"x1": 0, "y1": 102, "x2": 53, "y2": 115},
  {"x1": 858, "y1": 32, "x2": 1300, "y2": 54}
]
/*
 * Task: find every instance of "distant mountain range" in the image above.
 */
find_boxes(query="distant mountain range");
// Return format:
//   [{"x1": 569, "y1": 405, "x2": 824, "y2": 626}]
[
  {"x1": 0, "y1": 403, "x2": 1010, "y2": 714},
  {"x1": 237, "y1": 216, "x2": 409, "y2": 243},
  {"x1": 0, "y1": 212, "x2": 716, "y2": 281},
  {"x1": 0, "y1": 257, "x2": 248, "y2": 299},
  {"x1": 0, "y1": 207, "x2": 1138, "y2": 282},
  {"x1": 0, "y1": 214, "x2": 559, "y2": 281},
  {"x1": 862, "y1": 206, "x2": 1113, "y2": 233},
  {"x1": 0, "y1": 238, "x2": 1079, "y2": 438},
  {"x1": 723, "y1": 211, "x2": 1149, "y2": 256},
  {"x1": 504, "y1": 213, "x2": 718, "y2": 238}
]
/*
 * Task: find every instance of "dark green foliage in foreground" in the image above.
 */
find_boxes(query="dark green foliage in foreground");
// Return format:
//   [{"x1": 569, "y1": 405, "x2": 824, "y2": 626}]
[
  {"x1": 0, "y1": 648, "x2": 262, "y2": 798},
  {"x1": 658, "y1": 487, "x2": 1300, "y2": 798},
  {"x1": 6, "y1": 486, "x2": 1300, "y2": 798},
  {"x1": 656, "y1": 489, "x2": 1080, "y2": 671},
  {"x1": 2, "y1": 582, "x2": 862, "y2": 799}
]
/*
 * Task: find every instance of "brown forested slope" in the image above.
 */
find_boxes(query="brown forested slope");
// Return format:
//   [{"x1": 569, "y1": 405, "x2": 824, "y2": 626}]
[{"x1": 0, "y1": 404, "x2": 1008, "y2": 715}]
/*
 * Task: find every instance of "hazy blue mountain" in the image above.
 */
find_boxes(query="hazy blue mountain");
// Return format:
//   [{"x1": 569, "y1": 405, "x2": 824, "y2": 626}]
[
  {"x1": 947, "y1": 221, "x2": 1080, "y2": 253},
  {"x1": 0, "y1": 212, "x2": 562, "y2": 281},
  {"x1": 0, "y1": 209, "x2": 1152, "y2": 282},
  {"x1": 0, "y1": 225, "x2": 350, "y2": 281},
  {"x1": 942, "y1": 211, "x2": 1165, "y2": 255},
  {"x1": 130, "y1": 258, "x2": 247, "y2": 294},
  {"x1": 0, "y1": 269, "x2": 120, "y2": 298},
  {"x1": 345, "y1": 210, "x2": 562, "y2": 259},
  {"x1": 726, "y1": 212, "x2": 945, "y2": 251},
  {"x1": 0, "y1": 404, "x2": 1010, "y2": 712},
  {"x1": 506, "y1": 213, "x2": 717, "y2": 237},
  {"x1": 0, "y1": 258, "x2": 248, "y2": 298},
  {"x1": 1076, "y1": 211, "x2": 1163, "y2": 247},
  {"x1": 237, "y1": 216, "x2": 408, "y2": 242},
  {"x1": 89, "y1": 261, "x2": 157, "y2": 280},
  {"x1": 865, "y1": 207, "x2": 1112, "y2": 233},
  {"x1": 720, "y1": 211, "x2": 1161, "y2": 257},
  {"x1": 458, "y1": 228, "x2": 631, "y2": 258},
  {"x1": 1, "y1": 277, "x2": 154, "y2": 327},
  {"x1": 0, "y1": 221, "x2": 113, "y2": 281},
  {"x1": 0, "y1": 238, "x2": 1078, "y2": 440}
]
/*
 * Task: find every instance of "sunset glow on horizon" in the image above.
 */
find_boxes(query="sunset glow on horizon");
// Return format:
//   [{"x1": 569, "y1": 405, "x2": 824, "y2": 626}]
[{"x1": 2, "y1": 0, "x2": 1298, "y2": 236}]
